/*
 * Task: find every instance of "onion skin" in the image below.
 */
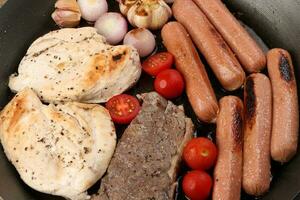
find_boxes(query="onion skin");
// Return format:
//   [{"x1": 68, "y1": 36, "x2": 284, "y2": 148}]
[
  {"x1": 123, "y1": 28, "x2": 156, "y2": 57},
  {"x1": 94, "y1": 12, "x2": 128, "y2": 45},
  {"x1": 78, "y1": 0, "x2": 108, "y2": 22}
]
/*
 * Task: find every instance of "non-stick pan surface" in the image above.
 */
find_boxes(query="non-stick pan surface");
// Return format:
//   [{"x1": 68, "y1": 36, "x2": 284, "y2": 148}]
[{"x1": 0, "y1": 0, "x2": 299, "y2": 200}]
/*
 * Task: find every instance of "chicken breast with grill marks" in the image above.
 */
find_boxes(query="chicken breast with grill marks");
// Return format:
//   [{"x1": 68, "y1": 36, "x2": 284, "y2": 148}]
[
  {"x1": 9, "y1": 27, "x2": 141, "y2": 103},
  {"x1": 0, "y1": 88, "x2": 116, "y2": 199}
]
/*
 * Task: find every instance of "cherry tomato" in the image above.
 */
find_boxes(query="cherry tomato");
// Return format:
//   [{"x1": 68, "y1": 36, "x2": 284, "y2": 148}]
[
  {"x1": 142, "y1": 52, "x2": 174, "y2": 76},
  {"x1": 154, "y1": 69, "x2": 184, "y2": 99},
  {"x1": 106, "y1": 94, "x2": 140, "y2": 124},
  {"x1": 182, "y1": 170, "x2": 213, "y2": 200},
  {"x1": 183, "y1": 137, "x2": 218, "y2": 170}
]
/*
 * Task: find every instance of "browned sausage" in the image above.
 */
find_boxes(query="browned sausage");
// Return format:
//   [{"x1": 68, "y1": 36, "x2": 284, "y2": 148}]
[
  {"x1": 267, "y1": 48, "x2": 299, "y2": 162},
  {"x1": 243, "y1": 73, "x2": 272, "y2": 196},
  {"x1": 172, "y1": 0, "x2": 245, "y2": 91},
  {"x1": 213, "y1": 96, "x2": 243, "y2": 200},
  {"x1": 161, "y1": 22, "x2": 219, "y2": 123},
  {"x1": 193, "y1": 0, "x2": 266, "y2": 73}
]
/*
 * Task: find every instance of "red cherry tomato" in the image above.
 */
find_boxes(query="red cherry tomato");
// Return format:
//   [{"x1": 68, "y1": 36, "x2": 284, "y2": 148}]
[
  {"x1": 106, "y1": 94, "x2": 140, "y2": 124},
  {"x1": 142, "y1": 52, "x2": 174, "y2": 76},
  {"x1": 154, "y1": 69, "x2": 184, "y2": 99},
  {"x1": 182, "y1": 170, "x2": 213, "y2": 200},
  {"x1": 183, "y1": 137, "x2": 218, "y2": 170}
]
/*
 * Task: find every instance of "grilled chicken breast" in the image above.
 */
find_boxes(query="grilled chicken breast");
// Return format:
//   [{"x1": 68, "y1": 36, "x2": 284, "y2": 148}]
[
  {"x1": 0, "y1": 88, "x2": 116, "y2": 199},
  {"x1": 9, "y1": 27, "x2": 141, "y2": 103},
  {"x1": 92, "y1": 92, "x2": 194, "y2": 200}
]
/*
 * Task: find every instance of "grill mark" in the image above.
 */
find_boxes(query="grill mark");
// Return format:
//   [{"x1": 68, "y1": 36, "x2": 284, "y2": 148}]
[
  {"x1": 279, "y1": 53, "x2": 293, "y2": 82},
  {"x1": 32, "y1": 43, "x2": 59, "y2": 57},
  {"x1": 245, "y1": 77, "x2": 256, "y2": 129},
  {"x1": 232, "y1": 104, "x2": 243, "y2": 149},
  {"x1": 209, "y1": 27, "x2": 230, "y2": 52}
]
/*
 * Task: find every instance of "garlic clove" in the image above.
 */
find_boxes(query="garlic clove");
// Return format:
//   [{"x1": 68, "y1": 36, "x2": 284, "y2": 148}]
[
  {"x1": 52, "y1": 0, "x2": 81, "y2": 28},
  {"x1": 55, "y1": 0, "x2": 81, "y2": 13},
  {"x1": 52, "y1": 10, "x2": 81, "y2": 28}
]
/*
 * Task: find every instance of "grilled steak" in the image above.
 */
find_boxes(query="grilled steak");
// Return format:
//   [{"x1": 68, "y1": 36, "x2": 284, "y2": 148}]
[{"x1": 92, "y1": 92, "x2": 194, "y2": 200}]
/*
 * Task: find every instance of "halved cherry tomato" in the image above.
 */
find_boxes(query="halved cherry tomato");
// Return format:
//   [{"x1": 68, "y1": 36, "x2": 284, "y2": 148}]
[
  {"x1": 142, "y1": 52, "x2": 174, "y2": 76},
  {"x1": 183, "y1": 137, "x2": 218, "y2": 170},
  {"x1": 182, "y1": 170, "x2": 213, "y2": 200},
  {"x1": 105, "y1": 94, "x2": 140, "y2": 124},
  {"x1": 154, "y1": 69, "x2": 184, "y2": 99}
]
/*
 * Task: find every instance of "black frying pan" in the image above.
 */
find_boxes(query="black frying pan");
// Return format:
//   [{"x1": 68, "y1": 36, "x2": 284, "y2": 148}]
[{"x1": 0, "y1": 0, "x2": 299, "y2": 200}]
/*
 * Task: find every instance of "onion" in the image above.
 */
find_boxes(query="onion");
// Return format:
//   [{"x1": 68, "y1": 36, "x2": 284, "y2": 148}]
[
  {"x1": 123, "y1": 28, "x2": 156, "y2": 57},
  {"x1": 78, "y1": 0, "x2": 108, "y2": 22},
  {"x1": 94, "y1": 12, "x2": 128, "y2": 45}
]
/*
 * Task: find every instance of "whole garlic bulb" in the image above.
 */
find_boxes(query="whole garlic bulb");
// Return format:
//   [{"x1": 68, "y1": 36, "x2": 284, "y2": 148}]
[
  {"x1": 51, "y1": 0, "x2": 81, "y2": 28},
  {"x1": 119, "y1": 0, "x2": 172, "y2": 30}
]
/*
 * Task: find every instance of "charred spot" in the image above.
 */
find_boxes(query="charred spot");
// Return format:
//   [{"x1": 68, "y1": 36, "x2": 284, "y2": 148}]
[
  {"x1": 137, "y1": 8, "x2": 148, "y2": 16},
  {"x1": 279, "y1": 53, "x2": 293, "y2": 82},
  {"x1": 232, "y1": 105, "x2": 243, "y2": 149},
  {"x1": 245, "y1": 77, "x2": 256, "y2": 128},
  {"x1": 112, "y1": 53, "x2": 123, "y2": 61}
]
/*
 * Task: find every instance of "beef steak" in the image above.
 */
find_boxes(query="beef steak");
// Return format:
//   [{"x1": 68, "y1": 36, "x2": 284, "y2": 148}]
[{"x1": 92, "y1": 92, "x2": 194, "y2": 200}]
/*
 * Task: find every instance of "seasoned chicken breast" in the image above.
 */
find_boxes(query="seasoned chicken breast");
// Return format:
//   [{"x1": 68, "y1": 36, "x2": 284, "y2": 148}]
[
  {"x1": 9, "y1": 27, "x2": 141, "y2": 103},
  {"x1": 0, "y1": 88, "x2": 116, "y2": 199}
]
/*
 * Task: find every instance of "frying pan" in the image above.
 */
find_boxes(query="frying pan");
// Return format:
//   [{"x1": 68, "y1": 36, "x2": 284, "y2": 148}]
[{"x1": 0, "y1": 0, "x2": 299, "y2": 200}]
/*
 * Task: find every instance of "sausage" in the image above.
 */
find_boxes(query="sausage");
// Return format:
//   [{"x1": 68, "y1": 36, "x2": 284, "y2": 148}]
[
  {"x1": 242, "y1": 73, "x2": 272, "y2": 196},
  {"x1": 267, "y1": 48, "x2": 299, "y2": 162},
  {"x1": 193, "y1": 0, "x2": 266, "y2": 73},
  {"x1": 213, "y1": 96, "x2": 243, "y2": 200},
  {"x1": 172, "y1": 0, "x2": 245, "y2": 91},
  {"x1": 161, "y1": 22, "x2": 219, "y2": 123}
]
